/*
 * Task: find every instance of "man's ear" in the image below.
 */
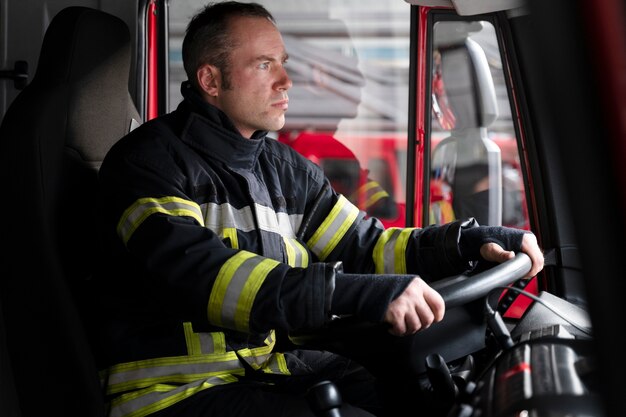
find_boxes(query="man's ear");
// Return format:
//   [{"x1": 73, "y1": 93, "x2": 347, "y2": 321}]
[{"x1": 197, "y1": 64, "x2": 220, "y2": 97}]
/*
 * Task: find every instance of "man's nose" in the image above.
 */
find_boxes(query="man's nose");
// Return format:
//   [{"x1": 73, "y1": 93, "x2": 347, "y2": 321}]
[{"x1": 276, "y1": 66, "x2": 292, "y2": 91}]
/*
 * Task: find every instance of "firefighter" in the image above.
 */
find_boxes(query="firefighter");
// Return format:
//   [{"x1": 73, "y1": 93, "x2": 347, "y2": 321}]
[{"x1": 94, "y1": 2, "x2": 544, "y2": 417}]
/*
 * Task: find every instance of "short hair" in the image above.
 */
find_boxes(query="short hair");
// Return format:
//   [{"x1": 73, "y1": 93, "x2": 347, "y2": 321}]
[{"x1": 182, "y1": 1, "x2": 276, "y2": 90}]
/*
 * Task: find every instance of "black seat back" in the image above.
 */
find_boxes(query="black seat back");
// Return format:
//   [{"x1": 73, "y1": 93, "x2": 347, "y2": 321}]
[{"x1": 0, "y1": 7, "x2": 141, "y2": 417}]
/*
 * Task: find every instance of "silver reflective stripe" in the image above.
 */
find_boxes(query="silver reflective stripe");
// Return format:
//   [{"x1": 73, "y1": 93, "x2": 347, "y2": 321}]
[
  {"x1": 283, "y1": 236, "x2": 309, "y2": 267},
  {"x1": 255, "y1": 203, "x2": 295, "y2": 237},
  {"x1": 240, "y1": 352, "x2": 272, "y2": 370},
  {"x1": 207, "y1": 251, "x2": 280, "y2": 332},
  {"x1": 220, "y1": 256, "x2": 263, "y2": 329},
  {"x1": 183, "y1": 323, "x2": 225, "y2": 355},
  {"x1": 236, "y1": 334, "x2": 288, "y2": 374},
  {"x1": 373, "y1": 227, "x2": 417, "y2": 274},
  {"x1": 263, "y1": 352, "x2": 290, "y2": 374},
  {"x1": 198, "y1": 332, "x2": 225, "y2": 354},
  {"x1": 289, "y1": 213, "x2": 303, "y2": 235},
  {"x1": 201, "y1": 202, "x2": 302, "y2": 238},
  {"x1": 307, "y1": 195, "x2": 359, "y2": 260},
  {"x1": 264, "y1": 330, "x2": 276, "y2": 346},
  {"x1": 109, "y1": 374, "x2": 238, "y2": 417},
  {"x1": 106, "y1": 353, "x2": 243, "y2": 394},
  {"x1": 202, "y1": 202, "x2": 256, "y2": 234},
  {"x1": 106, "y1": 340, "x2": 287, "y2": 395},
  {"x1": 385, "y1": 229, "x2": 401, "y2": 273},
  {"x1": 117, "y1": 197, "x2": 204, "y2": 245}
]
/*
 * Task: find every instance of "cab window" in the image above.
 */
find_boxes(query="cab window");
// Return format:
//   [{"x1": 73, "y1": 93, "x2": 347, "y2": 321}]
[{"x1": 427, "y1": 17, "x2": 529, "y2": 230}]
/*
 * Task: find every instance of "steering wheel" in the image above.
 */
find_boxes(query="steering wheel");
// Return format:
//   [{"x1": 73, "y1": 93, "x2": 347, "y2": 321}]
[
  {"x1": 288, "y1": 253, "x2": 532, "y2": 375},
  {"x1": 429, "y1": 252, "x2": 532, "y2": 308}
]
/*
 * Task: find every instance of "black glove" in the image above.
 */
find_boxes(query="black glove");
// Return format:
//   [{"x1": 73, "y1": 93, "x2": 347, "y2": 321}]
[{"x1": 459, "y1": 225, "x2": 527, "y2": 262}]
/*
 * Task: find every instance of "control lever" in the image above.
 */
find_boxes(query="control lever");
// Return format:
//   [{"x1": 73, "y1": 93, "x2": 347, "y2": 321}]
[
  {"x1": 306, "y1": 380, "x2": 343, "y2": 417},
  {"x1": 425, "y1": 353, "x2": 458, "y2": 404},
  {"x1": 486, "y1": 310, "x2": 514, "y2": 349}
]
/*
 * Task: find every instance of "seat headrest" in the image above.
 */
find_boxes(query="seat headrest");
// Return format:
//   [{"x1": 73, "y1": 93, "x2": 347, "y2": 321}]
[
  {"x1": 35, "y1": 6, "x2": 130, "y2": 85},
  {"x1": 31, "y1": 6, "x2": 141, "y2": 166}
]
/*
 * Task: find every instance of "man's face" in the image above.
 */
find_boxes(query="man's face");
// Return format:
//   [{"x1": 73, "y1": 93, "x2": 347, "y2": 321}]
[{"x1": 211, "y1": 16, "x2": 291, "y2": 138}]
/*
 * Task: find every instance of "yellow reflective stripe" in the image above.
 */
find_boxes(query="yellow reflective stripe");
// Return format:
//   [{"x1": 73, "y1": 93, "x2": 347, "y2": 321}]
[
  {"x1": 283, "y1": 236, "x2": 296, "y2": 266},
  {"x1": 373, "y1": 228, "x2": 398, "y2": 274},
  {"x1": 211, "y1": 332, "x2": 226, "y2": 354},
  {"x1": 283, "y1": 237, "x2": 309, "y2": 267},
  {"x1": 117, "y1": 197, "x2": 204, "y2": 245},
  {"x1": 106, "y1": 352, "x2": 243, "y2": 394},
  {"x1": 208, "y1": 251, "x2": 256, "y2": 327},
  {"x1": 183, "y1": 323, "x2": 225, "y2": 355},
  {"x1": 207, "y1": 251, "x2": 280, "y2": 332},
  {"x1": 222, "y1": 227, "x2": 239, "y2": 249},
  {"x1": 394, "y1": 228, "x2": 415, "y2": 274},
  {"x1": 109, "y1": 375, "x2": 238, "y2": 417},
  {"x1": 372, "y1": 228, "x2": 417, "y2": 274},
  {"x1": 106, "y1": 338, "x2": 285, "y2": 395},
  {"x1": 106, "y1": 345, "x2": 290, "y2": 416},
  {"x1": 352, "y1": 181, "x2": 390, "y2": 210},
  {"x1": 235, "y1": 258, "x2": 280, "y2": 331},
  {"x1": 307, "y1": 195, "x2": 359, "y2": 260},
  {"x1": 277, "y1": 353, "x2": 289, "y2": 374},
  {"x1": 235, "y1": 341, "x2": 285, "y2": 372},
  {"x1": 361, "y1": 181, "x2": 389, "y2": 209},
  {"x1": 365, "y1": 190, "x2": 389, "y2": 209},
  {"x1": 358, "y1": 180, "x2": 381, "y2": 196},
  {"x1": 183, "y1": 322, "x2": 202, "y2": 356},
  {"x1": 241, "y1": 334, "x2": 287, "y2": 375},
  {"x1": 239, "y1": 336, "x2": 275, "y2": 357},
  {"x1": 295, "y1": 239, "x2": 310, "y2": 267},
  {"x1": 238, "y1": 351, "x2": 269, "y2": 371},
  {"x1": 264, "y1": 329, "x2": 276, "y2": 347},
  {"x1": 262, "y1": 352, "x2": 290, "y2": 375}
]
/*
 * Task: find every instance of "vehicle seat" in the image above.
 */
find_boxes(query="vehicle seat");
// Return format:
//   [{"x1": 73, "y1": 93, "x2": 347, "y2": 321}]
[
  {"x1": 431, "y1": 29, "x2": 502, "y2": 226},
  {"x1": 0, "y1": 7, "x2": 141, "y2": 417}
]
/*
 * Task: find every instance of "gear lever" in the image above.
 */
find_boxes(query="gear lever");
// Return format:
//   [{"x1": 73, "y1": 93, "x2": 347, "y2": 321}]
[{"x1": 306, "y1": 380, "x2": 343, "y2": 417}]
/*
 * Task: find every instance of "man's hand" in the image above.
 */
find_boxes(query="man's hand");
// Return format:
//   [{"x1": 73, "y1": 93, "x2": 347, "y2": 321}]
[
  {"x1": 383, "y1": 277, "x2": 445, "y2": 336},
  {"x1": 480, "y1": 232, "x2": 544, "y2": 278}
]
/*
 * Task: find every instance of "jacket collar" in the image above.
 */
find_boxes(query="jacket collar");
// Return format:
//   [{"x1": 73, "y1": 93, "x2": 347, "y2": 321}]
[{"x1": 177, "y1": 82, "x2": 267, "y2": 169}]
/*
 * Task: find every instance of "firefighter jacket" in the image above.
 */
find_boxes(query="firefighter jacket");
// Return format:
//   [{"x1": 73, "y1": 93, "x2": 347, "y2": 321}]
[{"x1": 95, "y1": 82, "x2": 477, "y2": 417}]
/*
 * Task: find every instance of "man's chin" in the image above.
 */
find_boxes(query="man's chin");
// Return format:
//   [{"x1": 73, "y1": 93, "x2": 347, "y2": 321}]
[{"x1": 268, "y1": 117, "x2": 286, "y2": 132}]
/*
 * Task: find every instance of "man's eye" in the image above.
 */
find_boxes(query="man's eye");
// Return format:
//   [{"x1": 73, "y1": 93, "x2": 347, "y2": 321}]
[{"x1": 258, "y1": 62, "x2": 270, "y2": 70}]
